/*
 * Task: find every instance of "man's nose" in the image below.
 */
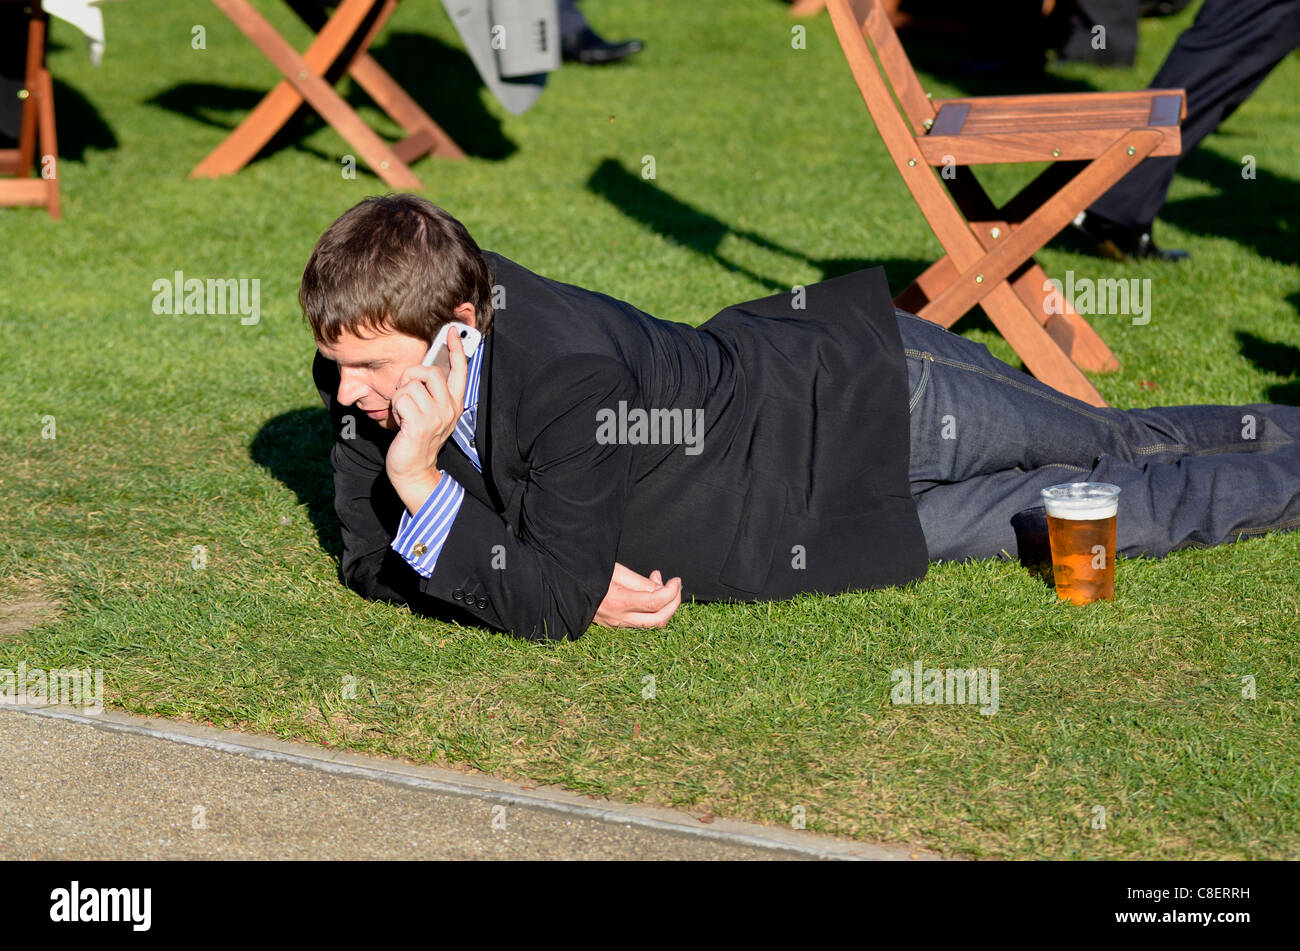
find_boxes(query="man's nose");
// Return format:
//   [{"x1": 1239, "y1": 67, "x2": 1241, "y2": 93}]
[{"x1": 337, "y1": 372, "x2": 370, "y2": 406}]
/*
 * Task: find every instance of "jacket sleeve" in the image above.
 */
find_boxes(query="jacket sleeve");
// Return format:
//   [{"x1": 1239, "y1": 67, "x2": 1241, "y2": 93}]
[
  {"x1": 314, "y1": 351, "x2": 432, "y2": 609},
  {"x1": 315, "y1": 349, "x2": 638, "y2": 641},
  {"x1": 328, "y1": 409, "x2": 421, "y2": 607},
  {"x1": 418, "y1": 353, "x2": 639, "y2": 641}
]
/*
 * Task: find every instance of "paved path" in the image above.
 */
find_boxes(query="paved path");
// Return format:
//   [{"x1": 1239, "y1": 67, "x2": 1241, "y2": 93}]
[{"x1": 0, "y1": 705, "x2": 940, "y2": 861}]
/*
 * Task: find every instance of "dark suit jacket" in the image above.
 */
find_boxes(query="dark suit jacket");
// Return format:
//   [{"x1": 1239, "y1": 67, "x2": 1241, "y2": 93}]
[{"x1": 313, "y1": 252, "x2": 929, "y2": 641}]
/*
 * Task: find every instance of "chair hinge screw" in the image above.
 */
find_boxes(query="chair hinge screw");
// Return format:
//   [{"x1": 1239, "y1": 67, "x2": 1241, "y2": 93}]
[
  {"x1": 907, "y1": 158, "x2": 916, "y2": 166},
  {"x1": 990, "y1": 227, "x2": 1001, "y2": 239},
  {"x1": 17, "y1": 89, "x2": 29, "y2": 100},
  {"x1": 923, "y1": 118, "x2": 933, "y2": 130},
  {"x1": 975, "y1": 274, "x2": 985, "y2": 284},
  {"x1": 1127, "y1": 146, "x2": 1136, "y2": 155},
  {"x1": 1052, "y1": 148, "x2": 1061, "y2": 158}
]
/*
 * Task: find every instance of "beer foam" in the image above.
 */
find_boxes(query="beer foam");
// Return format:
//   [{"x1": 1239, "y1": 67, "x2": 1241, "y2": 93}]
[
  {"x1": 1041, "y1": 482, "x2": 1121, "y2": 520},
  {"x1": 1043, "y1": 497, "x2": 1118, "y2": 520}
]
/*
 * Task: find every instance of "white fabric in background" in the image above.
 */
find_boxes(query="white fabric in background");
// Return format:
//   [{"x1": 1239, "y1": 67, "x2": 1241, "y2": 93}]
[{"x1": 42, "y1": 0, "x2": 107, "y2": 67}]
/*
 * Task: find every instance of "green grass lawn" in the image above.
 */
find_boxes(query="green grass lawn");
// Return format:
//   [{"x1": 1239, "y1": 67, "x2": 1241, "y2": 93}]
[{"x1": 2, "y1": 0, "x2": 1297, "y2": 859}]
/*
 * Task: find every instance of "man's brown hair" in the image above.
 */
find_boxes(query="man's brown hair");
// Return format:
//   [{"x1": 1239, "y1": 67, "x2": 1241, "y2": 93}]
[{"x1": 300, "y1": 194, "x2": 495, "y2": 344}]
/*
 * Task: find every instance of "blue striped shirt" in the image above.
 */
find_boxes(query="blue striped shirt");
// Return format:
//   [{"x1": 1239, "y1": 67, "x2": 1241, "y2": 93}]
[{"x1": 389, "y1": 340, "x2": 484, "y2": 577}]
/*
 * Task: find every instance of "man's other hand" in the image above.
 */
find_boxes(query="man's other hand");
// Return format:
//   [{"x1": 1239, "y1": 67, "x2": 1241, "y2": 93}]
[
  {"x1": 386, "y1": 329, "x2": 469, "y2": 512},
  {"x1": 594, "y1": 563, "x2": 682, "y2": 629}
]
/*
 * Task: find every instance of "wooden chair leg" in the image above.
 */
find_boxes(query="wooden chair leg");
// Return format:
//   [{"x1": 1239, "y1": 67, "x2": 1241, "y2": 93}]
[
  {"x1": 977, "y1": 281, "x2": 1107, "y2": 406},
  {"x1": 1008, "y1": 258, "x2": 1118, "y2": 372},
  {"x1": 0, "y1": 177, "x2": 48, "y2": 208},
  {"x1": 943, "y1": 165, "x2": 1120, "y2": 374},
  {"x1": 898, "y1": 252, "x2": 1107, "y2": 403},
  {"x1": 37, "y1": 66, "x2": 59, "y2": 218},
  {"x1": 14, "y1": 6, "x2": 44, "y2": 178},
  {"x1": 790, "y1": 0, "x2": 827, "y2": 15},
  {"x1": 192, "y1": 0, "x2": 422, "y2": 188},
  {"x1": 961, "y1": 219, "x2": 1119, "y2": 374},
  {"x1": 287, "y1": 0, "x2": 463, "y2": 161},
  {"x1": 348, "y1": 54, "x2": 465, "y2": 159},
  {"x1": 896, "y1": 253, "x2": 1118, "y2": 376},
  {"x1": 895, "y1": 254, "x2": 957, "y2": 321}
]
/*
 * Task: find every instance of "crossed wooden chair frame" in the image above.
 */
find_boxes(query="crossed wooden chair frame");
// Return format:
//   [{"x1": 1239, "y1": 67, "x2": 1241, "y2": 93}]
[
  {"x1": 192, "y1": 0, "x2": 466, "y2": 189},
  {"x1": 0, "y1": 2, "x2": 60, "y2": 218},
  {"x1": 826, "y1": 0, "x2": 1185, "y2": 406}
]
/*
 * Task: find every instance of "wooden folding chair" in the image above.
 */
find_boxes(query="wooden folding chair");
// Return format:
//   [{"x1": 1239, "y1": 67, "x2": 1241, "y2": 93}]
[
  {"x1": 827, "y1": 0, "x2": 1185, "y2": 406},
  {"x1": 0, "y1": 1, "x2": 60, "y2": 219},
  {"x1": 192, "y1": 0, "x2": 465, "y2": 189}
]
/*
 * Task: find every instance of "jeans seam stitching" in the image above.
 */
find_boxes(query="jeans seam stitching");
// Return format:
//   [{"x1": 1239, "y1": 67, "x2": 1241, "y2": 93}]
[
  {"x1": 1196, "y1": 441, "x2": 1294, "y2": 455},
  {"x1": 924, "y1": 353, "x2": 1112, "y2": 424},
  {"x1": 1233, "y1": 516, "x2": 1300, "y2": 537}
]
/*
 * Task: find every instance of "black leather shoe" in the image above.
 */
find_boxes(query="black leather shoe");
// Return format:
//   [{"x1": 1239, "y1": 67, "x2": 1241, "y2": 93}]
[
  {"x1": 1070, "y1": 211, "x2": 1191, "y2": 262},
  {"x1": 561, "y1": 27, "x2": 643, "y2": 65}
]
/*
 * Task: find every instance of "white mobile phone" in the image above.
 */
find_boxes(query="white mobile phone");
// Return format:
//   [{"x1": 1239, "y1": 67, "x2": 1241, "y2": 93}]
[{"x1": 422, "y1": 321, "x2": 482, "y2": 371}]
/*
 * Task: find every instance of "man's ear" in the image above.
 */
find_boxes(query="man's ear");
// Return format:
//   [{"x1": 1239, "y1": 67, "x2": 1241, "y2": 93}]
[{"x1": 453, "y1": 302, "x2": 476, "y2": 328}]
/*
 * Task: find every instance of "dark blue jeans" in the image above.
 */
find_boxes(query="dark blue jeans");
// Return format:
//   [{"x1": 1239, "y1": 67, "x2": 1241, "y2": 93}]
[{"x1": 896, "y1": 310, "x2": 1300, "y2": 562}]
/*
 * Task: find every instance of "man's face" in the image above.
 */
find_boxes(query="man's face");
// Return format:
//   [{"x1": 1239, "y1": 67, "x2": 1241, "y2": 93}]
[{"x1": 317, "y1": 326, "x2": 430, "y2": 431}]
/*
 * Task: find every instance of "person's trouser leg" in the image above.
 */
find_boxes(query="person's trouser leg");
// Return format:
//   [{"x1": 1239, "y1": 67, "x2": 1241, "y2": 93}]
[
  {"x1": 1088, "y1": 0, "x2": 1300, "y2": 230},
  {"x1": 897, "y1": 310, "x2": 1300, "y2": 560},
  {"x1": 558, "y1": 0, "x2": 586, "y2": 44}
]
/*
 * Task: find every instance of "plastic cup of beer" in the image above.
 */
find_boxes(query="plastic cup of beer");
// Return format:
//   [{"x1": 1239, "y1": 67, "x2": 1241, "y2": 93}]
[{"x1": 1040, "y1": 482, "x2": 1121, "y2": 605}]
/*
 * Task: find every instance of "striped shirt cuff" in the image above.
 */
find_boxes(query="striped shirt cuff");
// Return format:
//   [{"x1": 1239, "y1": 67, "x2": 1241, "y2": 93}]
[{"x1": 390, "y1": 472, "x2": 465, "y2": 578}]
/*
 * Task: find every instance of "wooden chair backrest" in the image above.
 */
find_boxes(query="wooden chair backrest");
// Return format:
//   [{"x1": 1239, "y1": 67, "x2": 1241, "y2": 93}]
[{"x1": 827, "y1": 0, "x2": 936, "y2": 138}]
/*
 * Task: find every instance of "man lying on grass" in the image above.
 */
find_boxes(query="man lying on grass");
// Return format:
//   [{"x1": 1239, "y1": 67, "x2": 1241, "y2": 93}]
[{"x1": 304, "y1": 194, "x2": 1300, "y2": 641}]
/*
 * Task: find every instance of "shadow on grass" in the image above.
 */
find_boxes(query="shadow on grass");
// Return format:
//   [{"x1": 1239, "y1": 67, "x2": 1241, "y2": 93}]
[
  {"x1": 1235, "y1": 331, "x2": 1300, "y2": 405},
  {"x1": 51, "y1": 79, "x2": 117, "y2": 160},
  {"x1": 586, "y1": 157, "x2": 935, "y2": 291},
  {"x1": 369, "y1": 31, "x2": 516, "y2": 161},
  {"x1": 1157, "y1": 148, "x2": 1300, "y2": 267},
  {"x1": 146, "y1": 83, "x2": 350, "y2": 169},
  {"x1": 250, "y1": 408, "x2": 341, "y2": 562},
  {"x1": 0, "y1": 78, "x2": 115, "y2": 159},
  {"x1": 587, "y1": 157, "x2": 1020, "y2": 365},
  {"x1": 250, "y1": 407, "x2": 486, "y2": 628},
  {"x1": 148, "y1": 32, "x2": 514, "y2": 177}
]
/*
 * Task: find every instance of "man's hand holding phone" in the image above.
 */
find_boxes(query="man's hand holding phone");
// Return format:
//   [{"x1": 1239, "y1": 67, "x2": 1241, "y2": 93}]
[{"x1": 385, "y1": 326, "x2": 471, "y2": 515}]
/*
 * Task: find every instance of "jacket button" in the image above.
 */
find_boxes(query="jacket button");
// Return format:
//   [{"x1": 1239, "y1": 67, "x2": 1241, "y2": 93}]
[
  {"x1": 476, "y1": 597, "x2": 488, "y2": 609},
  {"x1": 452, "y1": 588, "x2": 464, "y2": 601}
]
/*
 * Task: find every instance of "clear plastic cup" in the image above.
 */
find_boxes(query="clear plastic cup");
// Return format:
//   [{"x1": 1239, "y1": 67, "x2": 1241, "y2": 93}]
[{"x1": 1040, "y1": 482, "x2": 1121, "y2": 605}]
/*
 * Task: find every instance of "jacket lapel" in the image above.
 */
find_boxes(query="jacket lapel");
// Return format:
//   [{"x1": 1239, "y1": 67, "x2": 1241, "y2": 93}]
[{"x1": 473, "y1": 326, "x2": 509, "y2": 514}]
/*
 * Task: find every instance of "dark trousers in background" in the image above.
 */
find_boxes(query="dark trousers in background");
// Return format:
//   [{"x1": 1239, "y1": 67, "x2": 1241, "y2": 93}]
[
  {"x1": 1089, "y1": 0, "x2": 1300, "y2": 230},
  {"x1": 558, "y1": 0, "x2": 585, "y2": 43},
  {"x1": 896, "y1": 311, "x2": 1300, "y2": 562}
]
